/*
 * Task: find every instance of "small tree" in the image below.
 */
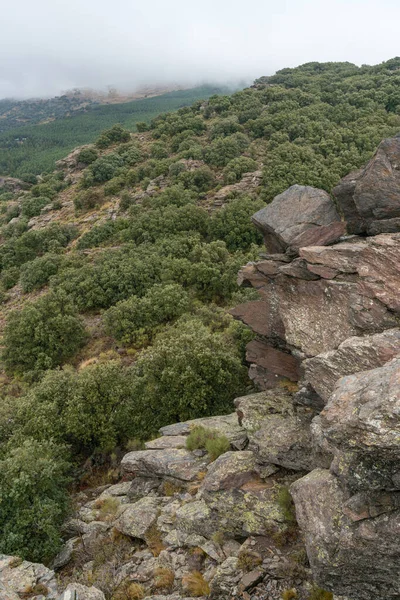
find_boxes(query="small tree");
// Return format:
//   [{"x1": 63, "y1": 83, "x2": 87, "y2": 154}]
[
  {"x1": 2, "y1": 291, "x2": 86, "y2": 376},
  {"x1": 132, "y1": 318, "x2": 248, "y2": 437},
  {"x1": 0, "y1": 438, "x2": 69, "y2": 563}
]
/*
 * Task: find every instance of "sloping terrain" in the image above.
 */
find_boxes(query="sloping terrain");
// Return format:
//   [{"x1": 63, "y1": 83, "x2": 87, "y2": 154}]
[
  {"x1": 1, "y1": 59, "x2": 400, "y2": 600},
  {"x1": 0, "y1": 86, "x2": 226, "y2": 177}
]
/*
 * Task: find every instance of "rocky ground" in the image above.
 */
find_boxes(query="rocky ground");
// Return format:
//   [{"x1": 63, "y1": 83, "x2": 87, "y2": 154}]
[{"x1": 3, "y1": 135, "x2": 400, "y2": 600}]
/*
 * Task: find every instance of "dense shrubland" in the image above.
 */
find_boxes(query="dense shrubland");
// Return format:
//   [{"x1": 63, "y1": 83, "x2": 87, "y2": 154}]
[{"x1": 1, "y1": 58, "x2": 400, "y2": 563}]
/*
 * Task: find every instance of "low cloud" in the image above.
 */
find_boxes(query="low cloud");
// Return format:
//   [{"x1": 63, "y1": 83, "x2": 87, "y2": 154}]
[{"x1": 1, "y1": 0, "x2": 400, "y2": 98}]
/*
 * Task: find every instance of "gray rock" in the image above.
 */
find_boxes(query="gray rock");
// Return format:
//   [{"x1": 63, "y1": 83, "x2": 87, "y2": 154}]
[
  {"x1": 252, "y1": 185, "x2": 345, "y2": 253},
  {"x1": 145, "y1": 436, "x2": 187, "y2": 450},
  {"x1": 52, "y1": 538, "x2": 80, "y2": 570},
  {"x1": 209, "y1": 556, "x2": 242, "y2": 599},
  {"x1": 0, "y1": 555, "x2": 58, "y2": 598},
  {"x1": 304, "y1": 328, "x2": 400, "y2": 403},
  {"x1": 200, "y1": 451, "x2": 257, "y2": 492},
  {"x1": 319, "y1": 357, "x2": 400, "y2": 491},
  {"x1": 121, "y1": 448, "x2": 207, "y2": 482},
  {"x1": 291, "y1": 469, "x2": 400, "y2": 600},
  {"x1": 235, "y1": 390, "x2": 316, "y2": 471},
  {"x1": 114, "y1": 497, "x2": 161, "y2": 539},
  {"x1": 175, "y1": 500, "x2": 214, "y2": 538},
  {"x1": 159, "y1": 413, "x2": 247, "y2": 450},
  {"x1": 200, "y1": 484, "x2": 291, "y2": 538},
  {"x1": 59, "y1": 583, "x2": 105, "y2": 600},
  {"x1": 333, "y1": 135, "x2": 400, "y2": 234},
  {"x1": 98, "y1": 481, "x2": 132, "y2": 500}
]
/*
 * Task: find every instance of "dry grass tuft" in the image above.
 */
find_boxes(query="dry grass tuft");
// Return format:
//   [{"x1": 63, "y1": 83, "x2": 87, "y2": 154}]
[
  {"x1": 182, "y1": 570, "x2": 210, "y2": 597},
  {"x1": 145, "y1": 524, "x2": 166, "y2": 557},
  {"x1": 112, "y1": 582, "x2": 145, "y2": 600},
  {"x1": 153, "y1": 567, "x2": 175, "y2": 590}
]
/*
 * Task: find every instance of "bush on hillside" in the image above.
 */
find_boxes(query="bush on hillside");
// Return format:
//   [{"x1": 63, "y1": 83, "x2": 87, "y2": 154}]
[
  {"x1": 131, "y1": 318, "x2": 248, "y2": 438},
  {"x1": 21, "y1": 195, "x2": 50, "y2": 218},
  {"x1": 209, "y1": 196, "x2": 264, "y2": 251},
  {"x1": 223, "y1": 157, "x2": 258, "y2": 184},
  {"x1": 96, "y1": 124, "x2": 130, "y2": 149},
  {"x1": 77, "y1": 147, "x2": 98, "y2": 165},
  {"x1": 103, "y1": 283, "x2": 191, "y2": 345},
  {"x1": 0, "y1": 439, "x2": 69, "y2": 563},
  {"x1": 2, "y1": 291, "x2": 86, "y2": 376},
  {"x1": 19, "y1": 253, "x2": 64, "y2": 292}
]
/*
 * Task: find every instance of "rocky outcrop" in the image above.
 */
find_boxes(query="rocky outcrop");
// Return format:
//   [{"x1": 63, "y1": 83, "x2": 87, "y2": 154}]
[
  {"x1": 251, "y1": 184, "x2": 345, "y2": 253},
  {"x1": 333, "y1": 134, "x2": 400, "y2": 235},
  {"x1": 8, "y1": 135, "x2": 400, "y2": 600},
  {"x1": 230, "y1": 137, "x2": 400, "y2": 599}
]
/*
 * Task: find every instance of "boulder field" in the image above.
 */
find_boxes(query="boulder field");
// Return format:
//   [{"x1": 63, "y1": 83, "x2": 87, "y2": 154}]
[{"x1": 3, "y1": 135, "x2": 400, "y2": 600}]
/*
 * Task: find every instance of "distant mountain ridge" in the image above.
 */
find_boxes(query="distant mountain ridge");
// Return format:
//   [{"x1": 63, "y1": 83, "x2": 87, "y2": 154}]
[
  {"x1": 0, "y1": 85, "x2": 189, "y2": 133},
  {"x1": 0, "y1": 85, "x2": 228, "y2": 177}
]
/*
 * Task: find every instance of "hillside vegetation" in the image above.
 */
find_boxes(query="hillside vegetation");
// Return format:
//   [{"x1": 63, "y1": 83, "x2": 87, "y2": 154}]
[
  {"x1": 1, "y1": 58, "x2": 400, "y2": 565},
  {"x1": 0, "y1": 86, "x2": 225, "y2": 177}
]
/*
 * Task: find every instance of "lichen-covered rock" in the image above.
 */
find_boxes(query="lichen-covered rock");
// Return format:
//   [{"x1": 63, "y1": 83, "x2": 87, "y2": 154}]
[
  {"x1": 200, "y1": 483, "x2": 291, "y2": 538},
  {"x1": 200, "y1": 451, "x2": 257, "y2": 492},
  {"x1": 145, "y1": 436, "x2": 187, "y2": 450},
  {"x1": 0, "y1": 555, "x2": 58, "y2": 598},
  {"x1": 319, "y1": 357, "x2": 400, "y2": 491},
  {"x1": 291, "y1": 469, "x2": 400, "y2": 600},
  {"x1": 59, "y1": 584, "x2": 106, "y2": 600},
  {"x1": 159, "y1": 413, "x2": 247, "y2": 450},
  {"x1": 121, "y1": 448, "x2": 207, "y2": 482},
  {"x1": 252, "y1": 185, "x2": 345, "y2": 253},
  {"x1": 304, "y1": 328, "x2": 400, "y2": 403},
  {"x1": 209, "y1": 556, "x2": 243, "y2": 599},
  {"x1": 175, "y1": 500, "x2": 214, "y2": 538},
  {"x1": 235, "y1": 390, "x2": 316, "y2": 471},
  {"x1": 114, "y1": 497, "x2": 162, "y2": 539}
]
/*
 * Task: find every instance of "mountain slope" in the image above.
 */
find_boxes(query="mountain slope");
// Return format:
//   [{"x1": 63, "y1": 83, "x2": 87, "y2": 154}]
[{"x1": 0, "y1": 58, "x2": 400, "y2": 572}]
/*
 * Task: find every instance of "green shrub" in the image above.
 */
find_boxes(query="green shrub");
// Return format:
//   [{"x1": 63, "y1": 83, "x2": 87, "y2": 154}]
[
  {"x1": 2, "y1": 290, "x2": 86, "y2": 376},
  {"x1": 87, "y1": 152, "x2": 124, "y2": 184},
  {"x1": 178, "y1": 166, "x2": 215, "y2": 192},
  {"x1": 96, "y1": 124, "x2": 130, "y2": 149},
  {"x1": 0, "y1": 438, "x2": 69, "y2": 563},
  {"x1": 20, "y1": 253, "x2": 64, "y2": 292},
  {"x1": 131, "y1": 318, "x2": 248, "y2": 438},
  {"x1": 204, "y1": 133, "x2": 249, "y2": 167},
  {"x1": 186, "y1": 426, "x2": 230, "y2": 460},
  {"x1": 1, "y1": 266, "x2": 20, "y2": 290},
  {"x1": 74, "y1": 187, "x2": 105, "y2": 212},
  {"x1": 77, "y1": 147, "x2": 98, "y2": 165},
  {"x1": 104, "y1": 175, "x2": 126, "y2": 196},
  {"x1": 21, "y1": 196, "x2": 50, "y2": 218},
  {"x1": 223, "y1": 157, "x2": 258, "y2": 184},
  {"x1": 0, "y1": 224, "x2": 76, "y2": 270},
  {"x1": 103, "y1": 283, "x2": 191, "y2": 345},
  {"x1": 209, "y1": 196, "x2": 264, "y2": 251},
  {"x1": 15, "y1": 360, "x2": 140, "y2": 453},
  {"x1": 205, "y1": 434, "x2": 230, "y2": 460}
]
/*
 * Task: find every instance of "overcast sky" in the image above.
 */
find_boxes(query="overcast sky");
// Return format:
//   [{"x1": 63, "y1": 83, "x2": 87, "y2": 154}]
[{"x1": 1, "y1": 0, "x2": 399, "y2": 99}]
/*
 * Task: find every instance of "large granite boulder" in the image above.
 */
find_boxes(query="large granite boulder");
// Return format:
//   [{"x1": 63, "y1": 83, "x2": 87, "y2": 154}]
[
  {"x1": 235, "y1": 390, "x2": 317, "y2": 471},
  {"x1": 333, "y1": 134, "x2": 400, "y2": 235},
  {"x1": 291, "y1": 469, "x2": 400, "y2": 600},
  {"x1": 121, "y1": 448, "x2": 207, "y2": 482},
  {"x1": 0, "y1": 555, "x2": 58, "y2": 598},
  {"x1": 318, "y1": 357, "x2": 400, "y2": 492},
  {"x1": 304, "y1": 328, "x2": 400, "y2": 403},
  {"x1": 252, "y1": 185, "x2": 345, "y2": 253}
]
